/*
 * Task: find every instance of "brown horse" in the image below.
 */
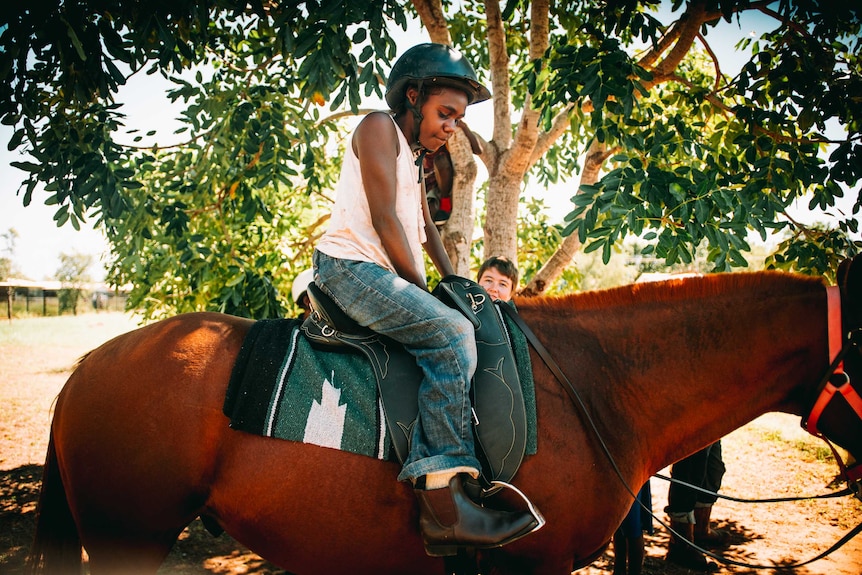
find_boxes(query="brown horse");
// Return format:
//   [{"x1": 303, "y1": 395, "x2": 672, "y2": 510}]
[{"x1": 28, "y1": 257, "x2": 862, "y2": 575}]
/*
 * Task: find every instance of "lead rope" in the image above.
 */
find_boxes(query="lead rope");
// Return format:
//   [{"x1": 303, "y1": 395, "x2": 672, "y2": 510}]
[
  {"x1": 496, "y1": 303, "x2": 862, "y2": 570},
  {"x1": 653, "y1": 472, "x2": 855, "y2": 502}
]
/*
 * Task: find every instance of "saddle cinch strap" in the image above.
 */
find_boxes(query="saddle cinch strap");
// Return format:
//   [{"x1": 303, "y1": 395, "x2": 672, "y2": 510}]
[{"x1": 302, "y1": 277, "x2": 528, "y2": 483}]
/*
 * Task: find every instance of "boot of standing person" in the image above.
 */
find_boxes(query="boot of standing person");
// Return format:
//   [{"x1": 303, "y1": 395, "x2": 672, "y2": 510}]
[
  {"x1": 693, "y1": 504, "x2": 730, "y2": 548},
  {"x1": 666, "y1": 519, "x2": 717, "y2": 572}
]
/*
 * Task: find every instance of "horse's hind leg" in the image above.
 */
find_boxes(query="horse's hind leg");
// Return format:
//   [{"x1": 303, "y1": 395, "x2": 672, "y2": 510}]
[
  {"x1": 69, "y1": 486, "x2": 195, "y2": 574},
  {"x1": 82, "y1": 527, "x2": 183, "y2": 575},
  {"x1": 30, "y1": 434, "x2": 187, "y2": 575},
  {"x1": 56, "y1": 439, "x2": 199, "y2": 574},
  {"x1": 64, "y1": 471, "x2": 203, "y2": 575}
]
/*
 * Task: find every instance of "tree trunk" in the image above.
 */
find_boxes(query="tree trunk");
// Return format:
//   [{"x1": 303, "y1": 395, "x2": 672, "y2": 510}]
[
  {"x1": 483, "y1": 172, "x2": 522, "y2": 262},
  {"x1": 441, "y1": 130, "x2": 478, "y2": 275},
  {"x1": 480, "y1": 0, "x2": 546, "y2": 263}
]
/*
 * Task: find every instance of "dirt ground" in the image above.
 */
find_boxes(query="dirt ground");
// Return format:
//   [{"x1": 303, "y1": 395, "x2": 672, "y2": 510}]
[{"x1": 1, "y1": 312, "x2": 861, "y2": 575}]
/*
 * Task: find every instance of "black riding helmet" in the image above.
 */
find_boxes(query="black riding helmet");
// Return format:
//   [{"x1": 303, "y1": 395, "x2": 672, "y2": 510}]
[
  {"x1": 385, "y1": 43, "x2": 490, "y2": 172},
  {"x1": 385, "y1": 43, "x2": 491, "y2": 110}
]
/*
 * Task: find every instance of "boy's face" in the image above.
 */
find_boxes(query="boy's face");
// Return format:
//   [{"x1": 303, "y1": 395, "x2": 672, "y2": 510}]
[
  {"x1": 412, "y1": 87, "x2": 468, "y2": 152},
  {"x1": 479, "y1": 267, "x2": 515, "y2": 301}
]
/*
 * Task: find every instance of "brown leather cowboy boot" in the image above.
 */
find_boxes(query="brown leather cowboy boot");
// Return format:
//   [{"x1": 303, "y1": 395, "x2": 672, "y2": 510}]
[
  {"x1": 666, "y1": 520, "x2": 718, "y2": 572},
  {"x1": 693, "y1": 505, "x2": 730, "y2": 548},
  {"x1": 415, "y1": 473, "x2": 541, "y2": 557}
]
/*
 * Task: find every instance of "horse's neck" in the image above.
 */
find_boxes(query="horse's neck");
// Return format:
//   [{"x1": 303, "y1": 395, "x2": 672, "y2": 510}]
[{"x1": 521, "y1": 274, "x2": 828, "y2": 474}]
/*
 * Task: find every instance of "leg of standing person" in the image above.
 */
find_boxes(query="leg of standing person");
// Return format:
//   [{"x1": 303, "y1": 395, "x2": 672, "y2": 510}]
[
  {"x1": 694, "y1": 440, "x2": 730, "y2": 547},
  {"x1": 612, "y1": 528, "x2": 630, "y2": 575},
  {"x1": 612, "y1": 482, "x2": 649, "y2": 575},
  {"x1": 665, "y1": 445, "x2": 718, "y2": 572}
]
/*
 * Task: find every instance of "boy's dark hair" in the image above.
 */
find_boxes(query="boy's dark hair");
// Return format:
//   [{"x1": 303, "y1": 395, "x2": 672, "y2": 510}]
[{"x1": 477, "y1": 256, "x2": 519, "y2": 286}]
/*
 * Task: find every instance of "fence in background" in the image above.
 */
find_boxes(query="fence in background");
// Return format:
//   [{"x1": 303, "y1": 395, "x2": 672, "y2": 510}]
[{"x1": 1, "y1": 279, "x2": 129, "y2": 319}]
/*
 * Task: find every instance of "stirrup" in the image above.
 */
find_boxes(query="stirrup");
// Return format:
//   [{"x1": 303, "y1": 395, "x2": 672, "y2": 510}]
[
  {"x1": 417, "y1": 474, "x2": 544, "y2": 557},
  {"x1": 486, "y1": 480, "x2": 546, "y2": 533}
]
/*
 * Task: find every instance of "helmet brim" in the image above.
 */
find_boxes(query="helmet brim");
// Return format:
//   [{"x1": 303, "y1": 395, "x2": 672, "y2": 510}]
[{"x1": 385, "y1": 76, "x2": 491, "y2": 109}]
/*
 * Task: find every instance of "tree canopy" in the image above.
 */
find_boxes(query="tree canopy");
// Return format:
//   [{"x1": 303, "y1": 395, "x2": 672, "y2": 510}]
[
  {"x1": 2, "y1": 0, "x2": 859, "y2": 319},
  {"x1": 530, "y1": 0, "x2": 861, "y2": 286}
]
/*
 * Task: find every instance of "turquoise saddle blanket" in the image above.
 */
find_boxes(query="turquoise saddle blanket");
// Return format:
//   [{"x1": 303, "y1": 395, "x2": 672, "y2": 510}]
[
  {"x1": 224, "y1": 318, "x2": 390, "y2": 459},
  {"x1": 223, "y1": 311, "x2": 537, "y2": 461}
]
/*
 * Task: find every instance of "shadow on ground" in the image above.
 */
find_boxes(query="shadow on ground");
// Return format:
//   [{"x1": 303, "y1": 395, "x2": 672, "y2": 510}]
[
  {"x1": 0, "y1": 464, "x2": 42, "y2": 574},
  {"x1": 599, "y1": 517, "x2": 846, "y2": 575}
]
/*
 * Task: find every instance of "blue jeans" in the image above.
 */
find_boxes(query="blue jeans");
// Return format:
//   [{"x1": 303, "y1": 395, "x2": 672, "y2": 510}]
[{"x1": 313, "y1": 250, "x2": 480, "y2": 482}]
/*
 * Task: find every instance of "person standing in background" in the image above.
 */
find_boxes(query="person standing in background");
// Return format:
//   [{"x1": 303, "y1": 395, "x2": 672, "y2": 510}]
[
  {"x1": 477, "y1": 255, "x2": 518, "y2": 302},
  {"x1": 291, "y1": 268, "x2": 314, "y2": 319},
  {"x1": 665, "y1": 440, "x2": 728, "y2": 572},
  {"x1": 612, "y1": 482, "x2": 652, "y2": 575}
]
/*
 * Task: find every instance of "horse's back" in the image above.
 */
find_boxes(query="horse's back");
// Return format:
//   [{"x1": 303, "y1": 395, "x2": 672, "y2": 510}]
[{"x1": 51, "y1": 312, "x2": 253, "y2": 541}]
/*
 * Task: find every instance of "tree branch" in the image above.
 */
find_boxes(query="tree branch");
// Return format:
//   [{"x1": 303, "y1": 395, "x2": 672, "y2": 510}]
[
  {"x1": 637, "y1": 17, "x2": 680, "y2": 71},
  {"x1": 696, "y1": 32, "x2": 724, "y2": 92},
  {"x1": 529, "y1": 102, "x2": 575, "y2": 169},
  {"x1": 502, "y1": 0, "x2": 549, "y2": 175},
  {"x1": 668, "y1": 73, "x2": 838, "y2": 146},
  {"x1": 756, "y1": 4, "x2": 810, "y2": 36},
  {"x1": 318, "y1": 109, "x2": 378, "y2": 124},
  {"x1": 485, "y1": 0, "x2": 511, "y2": 148},
  {"x1": 522, "y1": 139, "x2": 616, "y2": 297},
  {"x1": 116, "y1": 108, "x2": 376, "y2": 151},
  {"x1": 411, "y1": 0, "x2": 452, "y2": 44},
  {"x1": 648, "y1": 1, "x2": 708, "y2": 83}
]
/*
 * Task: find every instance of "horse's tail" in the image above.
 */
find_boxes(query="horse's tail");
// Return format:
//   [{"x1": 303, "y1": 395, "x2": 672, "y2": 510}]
[{"x1": 26, "y1": 432, "x2": 82, "y2": 575}]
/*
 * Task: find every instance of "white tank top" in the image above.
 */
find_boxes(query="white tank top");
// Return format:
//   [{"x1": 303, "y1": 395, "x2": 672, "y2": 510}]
[{"x1": 316, "y1": 113, "x2": 427, "y2": 279}]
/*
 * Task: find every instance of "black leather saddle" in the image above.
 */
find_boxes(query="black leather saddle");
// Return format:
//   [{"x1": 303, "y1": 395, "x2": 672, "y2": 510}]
[{"x1": 301, "y1": 276, "x2": 528, "y2": 483}]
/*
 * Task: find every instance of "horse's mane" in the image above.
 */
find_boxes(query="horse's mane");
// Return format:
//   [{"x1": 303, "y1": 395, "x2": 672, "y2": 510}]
[
  {"x1": 514, "y1": 270, "x2": 826, "y2": 313},
  {"x1": 75, "y1": 350, "x2": 93, "y2": 368}
]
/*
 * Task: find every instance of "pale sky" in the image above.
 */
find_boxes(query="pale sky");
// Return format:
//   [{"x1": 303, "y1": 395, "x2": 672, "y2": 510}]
[
  {"x1": 0, "y1": 7, "x2": 855, "y2": 281},
  {"x1": 1, "y1": 152, "x2": 112, "y2": 281}
]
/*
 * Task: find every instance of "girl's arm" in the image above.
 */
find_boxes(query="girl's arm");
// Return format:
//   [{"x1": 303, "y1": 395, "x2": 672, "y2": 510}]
[
  {"x1": 421, "y1": 182, "x2": 455, "y2": 278},
  {"x1": 355, "y1": 112, "x2": 428, "y2": 289}
]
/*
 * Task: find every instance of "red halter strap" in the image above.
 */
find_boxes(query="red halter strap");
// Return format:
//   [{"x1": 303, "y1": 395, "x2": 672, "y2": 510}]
[{"x1": 802, "y1": 286, "x2": 862, "y2": 484}]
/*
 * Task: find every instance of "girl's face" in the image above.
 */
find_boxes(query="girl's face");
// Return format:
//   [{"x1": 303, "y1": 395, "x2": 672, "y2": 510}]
[
  {"x1": 479, "y1": 267, "x2": 515, "y2": 301},
  {"x1": 408, "y1": 86, "x2": 468, "y2": 151}
]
